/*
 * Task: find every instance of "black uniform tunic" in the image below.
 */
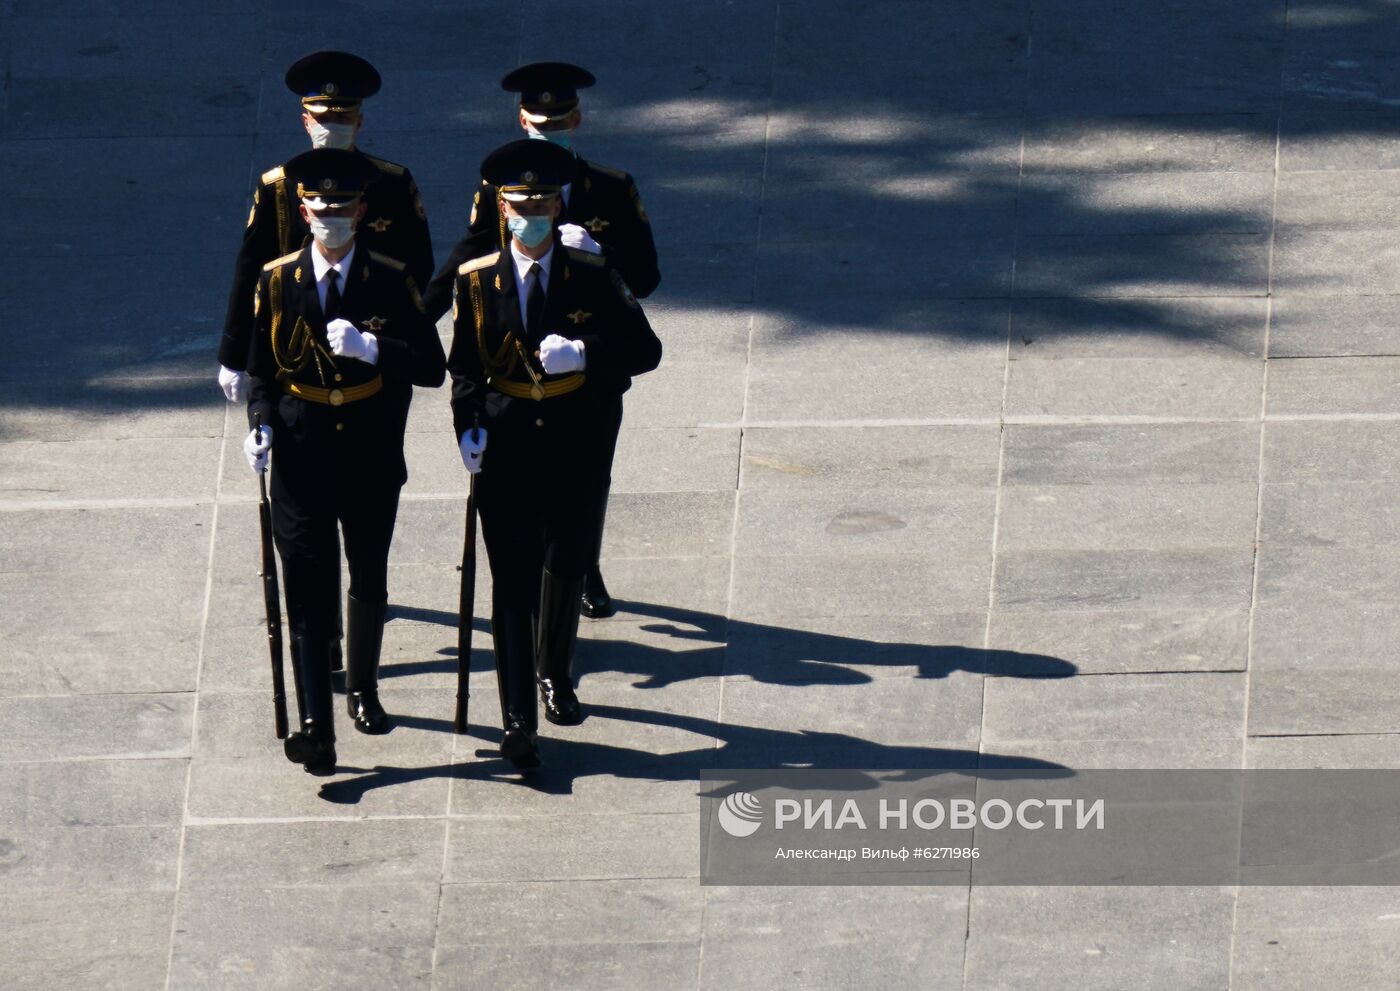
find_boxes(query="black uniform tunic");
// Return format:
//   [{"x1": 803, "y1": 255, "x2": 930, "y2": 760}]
[
  {"x1": 446, "y1": 244, "x2": 661, "y2": 607},
  {"x1": 247, "y1": 244, "x2": 445, "y2": 639},
  {"x1": 221, "y1": 152, "x2": 434, "y2": 371}
]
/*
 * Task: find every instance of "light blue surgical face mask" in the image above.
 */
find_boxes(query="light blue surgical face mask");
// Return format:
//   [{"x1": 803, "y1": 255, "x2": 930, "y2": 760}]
[
  {"x1": 526, "y1": 125, "x2": 574, "y2": 151},
  {"x1": 507, "y1": 213, "x2": 554, "y2": 248}
]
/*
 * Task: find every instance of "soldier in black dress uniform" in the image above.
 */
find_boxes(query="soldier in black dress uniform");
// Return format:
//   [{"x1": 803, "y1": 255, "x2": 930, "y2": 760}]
[
  {"x1": 426, "y1": 62, "x2": 660, "y2": 621},
  {"x1": 446, "y1": 140, "x2": 661, "y2": 769},
  {"x1": 219, "y1": 50, "x2": 434, "y2": 400},
  {"x1": 243, "y1": 149, "x2": 446, "y2": 775},
  {"x1": 221, "y1": 50, "x2": 435, "y2": 671}
]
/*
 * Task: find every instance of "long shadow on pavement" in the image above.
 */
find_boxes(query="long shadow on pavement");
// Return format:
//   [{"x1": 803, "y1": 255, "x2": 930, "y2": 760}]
[{"x1": 320, "y1": 600, "x2": 1077, "y2": 805}]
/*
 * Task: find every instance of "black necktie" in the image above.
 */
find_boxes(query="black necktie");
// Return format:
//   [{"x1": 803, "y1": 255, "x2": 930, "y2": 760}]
[
  {"x1": 324, "y1": 268, "x2": 341, "y2": 321},
  {"x1": 526, "y1": 262, "x2": 545, "y2": 340}
]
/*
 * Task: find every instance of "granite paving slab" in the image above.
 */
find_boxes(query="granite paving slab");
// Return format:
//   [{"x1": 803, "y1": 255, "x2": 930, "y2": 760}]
[{"x1": 7, "y1": 0, "x2": 1400, "y2": 987}]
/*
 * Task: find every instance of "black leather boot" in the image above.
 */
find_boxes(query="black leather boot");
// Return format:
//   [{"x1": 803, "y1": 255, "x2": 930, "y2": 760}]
[
  {"x1": 537, "y1": 569, "x2": 584, "y2": 725},
  {"x1": 345, "y1": 594, "x2": 392, "y2": 735},
  {"x1": 330, "y1": 575, "x2": 344, "y2": 672},
  {"x1": 288, "y1": 635, "x2": 308, "y2": 729},
  {"x1": 580, "y1": 480, "x2": 616, "y2": 619},
  {"x1": 492, "y1": 609, "x2": 540, "y2": 769},
  {"x1": 283, "y1": 636, "x2": 337, "y2": 775}
]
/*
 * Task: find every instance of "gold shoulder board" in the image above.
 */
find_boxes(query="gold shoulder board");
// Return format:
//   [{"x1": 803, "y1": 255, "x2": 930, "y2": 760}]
[
  {"x1": 261, "y1": 165, "x2": 285, "y2": 184},
  {"x1": 363, "y1": 154, "x2": 406, "y2": 176},
  {"x1": 262, "y1": 250, "x2": 300, "y2": 272},
  {"x1": 367, "y1": 250, "x2": 407, "y2": 272},
  {"x1": 565, "y1": 247, "x2": 607, "y2": 267},
  {"x1": 458, "y1": 251, "x2": 501, "y2": 276}
]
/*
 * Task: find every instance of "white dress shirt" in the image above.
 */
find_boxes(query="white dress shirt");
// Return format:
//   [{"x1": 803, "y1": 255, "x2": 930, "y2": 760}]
[
  {"x1": 311, "y1": 242, "x2": 356, "y2": 314},
  {"x1": 508, "y1": 241, "x2": 553, "y2": 331}
]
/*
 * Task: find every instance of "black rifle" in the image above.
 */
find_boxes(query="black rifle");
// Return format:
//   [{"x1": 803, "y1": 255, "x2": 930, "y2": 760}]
[
  {"x1": 255, "y1": 414, "x2": 289, "y2": 740},
  {"x1": 455, "y1": 415, "x2": 481, "y2": 734}
]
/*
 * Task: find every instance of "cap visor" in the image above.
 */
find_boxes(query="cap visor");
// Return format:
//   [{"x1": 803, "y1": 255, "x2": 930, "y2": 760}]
[
  {"x1": 302, "y1": 195, "x2": 361, "y2": 209},
  {"x1": 520, "y1": 106, "x2": 575, "y2": 124},
  {"x1": 303, "y1": 100, "x2": 361, "y2": 114}
]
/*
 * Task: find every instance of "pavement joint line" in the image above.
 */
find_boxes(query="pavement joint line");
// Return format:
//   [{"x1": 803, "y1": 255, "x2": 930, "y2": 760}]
[
  {"x1": 161, "y1": 877, "x2": 701, "y2": 889},
  {"x1": 162, "y1": 399, "x2": 227, "y2": 991},
  {"x1": 699, "y1": 3, "x2": 781, "y2": 979},
  {"x1": 1, "y1": 689, "x2": 200, "y2": 700},
  {"x1": 180, "y1": 810, "x2": 700, "y2": 828},
  {"x1": 439, "y1": 876, "x2": 700, "y2": 885},
  {"x1": 0, "y1": 751, "x2": 194, "y2": 763},
  {"x1": 1263, "y1": 412, "x2": 1400, "y2": 421},
  {"x1": 1230, "y1": 12, "x2": 1290, "y2": 981},
  {"x1": 966, "y1": 17, "x2": 1035, "y2": 984},
  {"x1": 1249, "y1": 731, "x2": 1400, "y2": 739},
  {"x1": 1040, "y1": 668, "x2": 1249, "y2": 678},
  {"x1": 1269, "y1": 353, "x2": 1400, "y2": 360},
  {"x1": 705, "y1": 415, "x2": 1256, "y2": 428}
]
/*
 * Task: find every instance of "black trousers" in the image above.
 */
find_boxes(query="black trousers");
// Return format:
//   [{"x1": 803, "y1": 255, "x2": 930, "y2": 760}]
[
  {"x1": 475, "y1": 407, "x2": 596, "y2": 615},
  {"x1": 271, "y1": 470, "x2": 401, "y2": 641}
]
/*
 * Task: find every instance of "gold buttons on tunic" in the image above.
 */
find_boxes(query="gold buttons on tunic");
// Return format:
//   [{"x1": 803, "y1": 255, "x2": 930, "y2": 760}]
[
  {"x1": 535, "y1": 418, "x2": 544, "y2": 427},
  {"x1": 335, "y1": 423, "x2": 345, "y2": 432}
]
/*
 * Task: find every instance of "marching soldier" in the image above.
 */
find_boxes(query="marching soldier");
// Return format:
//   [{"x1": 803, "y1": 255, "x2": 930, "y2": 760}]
[
  {"x1": 219, "y1": 50, "x2": 434, "y2": 401},
  {"x1": 243, "y1": 148, "x2": 446, "y2": 775},
  {"x1": 220, "y1": 50, "x2": 434, "y2": 670},
  {"x1": 447, "y1": 140, "x2": 661, "y2": 769},
  {"x1": 426, "y1": 61, "x2": 660, "y2": 621}
]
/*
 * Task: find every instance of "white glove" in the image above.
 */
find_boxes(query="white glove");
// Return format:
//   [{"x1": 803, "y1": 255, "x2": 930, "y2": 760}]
[
  {"x1": 218, "y1": 365, "x2": 248, "y2": 403},
  {"x1": 244, "y1": 425, "x2": 273, "y2": 474},
  {"x1": 326, "y1": 318, "x2": 379, "y2": 364},
  {"x1": 539, "y1": 334, "x2": 586, "y2": 374},
  {"x1": 558, "y1": 223, "x2": 602, "y2": 254},
  {"x1": 458, "y1": 427, "x2": 487, "y2": 474}
]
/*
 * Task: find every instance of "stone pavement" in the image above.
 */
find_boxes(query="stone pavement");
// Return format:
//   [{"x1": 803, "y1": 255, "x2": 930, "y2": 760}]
[{"x1": 3, "y1": 0, "x2": 1400, "y2": 988}]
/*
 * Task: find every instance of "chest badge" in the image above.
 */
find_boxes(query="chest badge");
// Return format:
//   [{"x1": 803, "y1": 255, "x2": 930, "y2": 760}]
[
  {"x1": 367, "y1": 217, "x2": 393, "y2": 233},
  {"x1": 585, "y1": 216, "x2": 610, "y2": 234},
  {"x1": 364, "y1": 315, "x2": 386, "y2": 331},
  {"x1": 567, "y1": 309, "x2": 592, "y2": 324}
]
